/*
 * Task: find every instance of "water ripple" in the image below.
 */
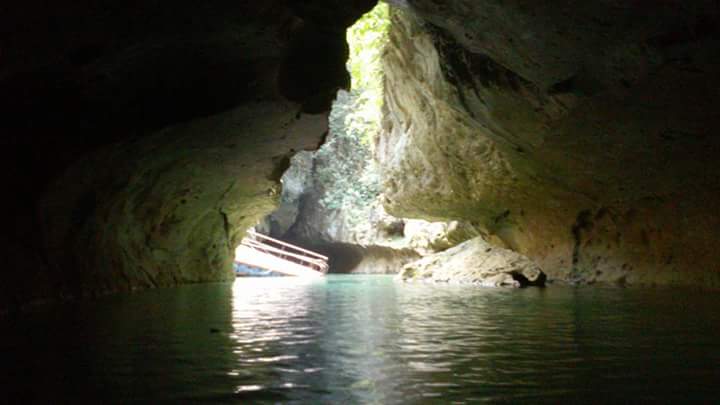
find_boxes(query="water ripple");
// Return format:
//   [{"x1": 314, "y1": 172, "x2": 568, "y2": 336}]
[
  {"x1": 3, "y1": 275, "x2": 720, "y2": 403},
  {"x1": 223, "y1": 276, "x2": 720, "y2": 403}
]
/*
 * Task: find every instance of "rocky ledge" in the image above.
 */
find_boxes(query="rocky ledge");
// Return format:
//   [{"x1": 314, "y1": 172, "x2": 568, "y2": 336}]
[{"x1": 399, "y1": 237, "x2": 546, "y2": 287}]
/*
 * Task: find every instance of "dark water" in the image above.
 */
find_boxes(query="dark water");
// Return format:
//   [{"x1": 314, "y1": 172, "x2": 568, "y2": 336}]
[{"x1": 2, "y1": 275, "x2": 720, "y2": 403}]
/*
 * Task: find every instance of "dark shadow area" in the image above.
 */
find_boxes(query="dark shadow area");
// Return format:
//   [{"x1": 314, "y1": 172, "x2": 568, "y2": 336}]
[{"x1": 280, "y1": 241, "x2": 364, "y2": 274}]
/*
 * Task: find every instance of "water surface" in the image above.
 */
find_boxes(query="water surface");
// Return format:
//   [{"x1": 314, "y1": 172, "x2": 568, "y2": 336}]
[{"x1": 2, "y1": 275, "x2": 719, "y2": 403}]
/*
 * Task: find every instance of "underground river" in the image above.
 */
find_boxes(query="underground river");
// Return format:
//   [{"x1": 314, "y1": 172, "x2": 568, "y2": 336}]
[{"x1": 3, "y1": 275, "x2": 719, "y2": 403}]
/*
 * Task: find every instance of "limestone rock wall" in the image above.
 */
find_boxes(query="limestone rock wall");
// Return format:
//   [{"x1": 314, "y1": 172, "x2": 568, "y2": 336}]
[
  {"x1": 379, "y1": 5, "x2": 720, "y2": 286},
  {"x1": 1, "y1": 0, "x2": 376, "y2": 311},
  {"x1": 4, "y1": 0, "x2": 720, "y2": 312},
  {"x1": 256, "y1": 151, "x2": 316, "y2": 238},
  {"x1": 40, "y1": 102, "x2": 327, "y2": 298}
]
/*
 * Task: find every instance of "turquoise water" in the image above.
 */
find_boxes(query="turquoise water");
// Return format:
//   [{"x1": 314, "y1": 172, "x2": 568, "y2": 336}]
[{"x1": 2, "y1": 275, "x2": 720, "y2": 403}]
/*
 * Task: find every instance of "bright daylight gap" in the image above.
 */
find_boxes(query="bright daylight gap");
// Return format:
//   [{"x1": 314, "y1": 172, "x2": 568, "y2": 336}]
[{"x1": 233, "y1": 3, "x2": 390, "y2": 278}]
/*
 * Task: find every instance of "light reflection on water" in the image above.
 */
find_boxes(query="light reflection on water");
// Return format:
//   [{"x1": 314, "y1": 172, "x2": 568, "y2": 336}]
[
  {"x1": 2, "y1": 275, "x2": 720, "y2": 403},
  {"x1": 225, "y1": 276, "x2": 720, "y2": 403}
]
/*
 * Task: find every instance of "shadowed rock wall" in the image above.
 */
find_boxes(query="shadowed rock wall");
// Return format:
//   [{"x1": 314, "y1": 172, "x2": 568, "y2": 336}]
[
  {"x1": 379, "y1": 3, "x2": 720, "y2": 286},
  {"x1": 1, "y1": 0, "x2": 375, "y2": 311}
]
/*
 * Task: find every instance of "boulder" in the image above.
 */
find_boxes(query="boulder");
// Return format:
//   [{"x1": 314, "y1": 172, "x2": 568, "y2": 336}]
[{"x1": 399, "y1": 237, "x2": 546, "y2": 287}]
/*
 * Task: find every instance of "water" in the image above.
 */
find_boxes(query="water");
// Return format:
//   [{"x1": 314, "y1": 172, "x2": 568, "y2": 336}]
[{"x1": 2, "y1": 275, "x2": 719, "y2": 403}]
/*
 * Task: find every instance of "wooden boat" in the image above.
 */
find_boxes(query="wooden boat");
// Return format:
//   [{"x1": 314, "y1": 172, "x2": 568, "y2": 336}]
[{"x1": 233, "y1": 229, "x2": 328, "y2": 277}]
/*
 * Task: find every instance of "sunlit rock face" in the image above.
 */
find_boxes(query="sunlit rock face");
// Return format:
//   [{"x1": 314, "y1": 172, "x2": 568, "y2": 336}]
[
  {"x1": 399, "y1": 237, "x2": 546, "y2": 287},
  {"x1": 40, "y1": 104, "x2": 327, "y2": 297},
  {"x1": 259, "y1": 91, "x2": 485, "y2": 274},
  {"x1": 1, "y1": 0, "x2": 375, "y2": 310},
  {"x1": 379, "y1": 3, "x2": 720, "y2": 286},
  {"x1": 258, "y1": 95, "x2": 422, "y2": 274},
  {"x1": 256, "y1": 151, "x2": 316, "y2": 238}
]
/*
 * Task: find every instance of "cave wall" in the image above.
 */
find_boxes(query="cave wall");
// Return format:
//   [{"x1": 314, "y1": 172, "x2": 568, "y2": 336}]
[
  {"x1": 4, "y1": 0, "x2": 720, "y2": 310},
  {"x1": 1, "y1": 0, "x2": 376, "y2": 311},
  {"x1": 378, "y1": 3, "x2": 720, "y2": 286},
  {"x1": 38, "y1": 102, "x2": 328, "y2": 299}
]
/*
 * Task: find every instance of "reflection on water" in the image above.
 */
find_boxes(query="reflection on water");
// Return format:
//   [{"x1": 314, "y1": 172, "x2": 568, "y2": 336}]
[
  {"x1": 226, "y1": 276, "x2": 720, "y2": 403},
  {"x1": 1, "y1": 275, "x2": 720, "y2": 403}
]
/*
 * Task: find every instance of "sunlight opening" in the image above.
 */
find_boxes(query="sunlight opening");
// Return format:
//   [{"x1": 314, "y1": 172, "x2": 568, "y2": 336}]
[{"x1": 233, "y1": 3, "x2": 390, "y2": 278}]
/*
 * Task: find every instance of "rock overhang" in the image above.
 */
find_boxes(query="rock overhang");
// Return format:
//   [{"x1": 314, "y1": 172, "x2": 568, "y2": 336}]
[
  {"x1": 0, "y1": 0, "x2": 378, "y2": 311},
  {"x1": 3, "y1": 0, "x2": 720, "y2": 312}
]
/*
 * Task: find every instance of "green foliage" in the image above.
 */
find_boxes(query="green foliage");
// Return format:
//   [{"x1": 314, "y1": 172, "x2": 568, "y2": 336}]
[
  {"x1": 345, "y1": 2, "x2": 390, "y2": 145},
  {"x1": 347, "y1": 3, "x2": 390, "y2": 91},
  {"x1": 311, "y1": 3, "x2": 390, "y2": 228},
  {"x1": 318, "y1": 91, "x2": 381, "y2": 223}
]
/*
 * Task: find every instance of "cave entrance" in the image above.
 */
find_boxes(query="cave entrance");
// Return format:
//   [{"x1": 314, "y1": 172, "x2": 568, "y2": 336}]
[{"x1": 234, "y1": 3, "x2": 392, "y2": 275}]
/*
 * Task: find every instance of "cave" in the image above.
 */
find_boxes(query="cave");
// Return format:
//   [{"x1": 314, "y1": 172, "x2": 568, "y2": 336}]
[{"x1": 2, "y1": 0, "x2": 720, "y2": 402}]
